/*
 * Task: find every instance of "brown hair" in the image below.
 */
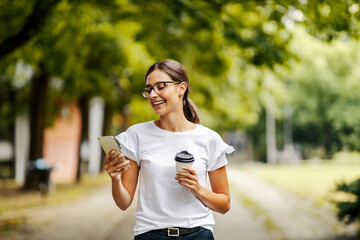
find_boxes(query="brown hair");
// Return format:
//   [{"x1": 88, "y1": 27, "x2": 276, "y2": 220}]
[{"x1": 145, "y1": 59, "x2": 200, "y2": 124}]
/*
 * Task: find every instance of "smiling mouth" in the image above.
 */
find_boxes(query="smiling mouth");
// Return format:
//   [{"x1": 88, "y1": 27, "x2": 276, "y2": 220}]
[{"x1": 152, "y1": 100, "x2": 166, "y2": 107}]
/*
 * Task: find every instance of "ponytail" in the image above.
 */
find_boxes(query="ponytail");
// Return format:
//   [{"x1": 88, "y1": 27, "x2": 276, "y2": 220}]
[{"x1": 183, "y1": 97, "x2": 201, "y2": 124}]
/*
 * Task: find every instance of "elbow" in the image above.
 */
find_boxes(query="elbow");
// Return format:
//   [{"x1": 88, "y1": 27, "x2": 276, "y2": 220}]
[
  {"x1": 116, "y1": 202, "x2": 131, "y2": 211},
  {"x1": 212, "y1": 194, "x2": 231, "y2": 214},
  {"x1": 119, "y1": 205, "x2": 131, "y2": 211},
  {"x1": 221, "y1": 201, "x2": 231, "y2": 214},
  {"x1": 119, "y1": 205, "x2": 128, "y2": 211},
  {"x1": 216, "y1": 198, "x2": 230, "y2": 214},
  {"x1": 222, "y1": 196, "x2": 231, "y2": 214}
]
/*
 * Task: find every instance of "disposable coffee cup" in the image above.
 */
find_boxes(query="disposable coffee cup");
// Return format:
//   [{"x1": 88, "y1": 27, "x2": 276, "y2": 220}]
[{"x1": 175, "y1": 150, "x2": 194, "y2": 174}]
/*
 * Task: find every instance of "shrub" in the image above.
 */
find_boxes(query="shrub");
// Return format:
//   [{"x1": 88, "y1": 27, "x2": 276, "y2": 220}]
[{"x1": 335, "y1": 178, "x2": 360, "y2": 224}]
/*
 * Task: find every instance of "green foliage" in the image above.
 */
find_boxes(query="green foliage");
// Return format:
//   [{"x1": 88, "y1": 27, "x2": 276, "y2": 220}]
[
  {"x1": 1, "y1": 0, "x2": 360, "y2": 150},
  {"x1": 126, "y1": 0, "x2": 295, "y2": 131},
  {"x1": 274, "y1": 0, "x2": 360, "y2": 40},
  {"x1": 0, "y1": 0, "x2": 153, "y2": 131},
  {"x1": 336, "y1": 179, "x2": 360, "y2": 225},
  {"x1": 128, "y1": 96, "x2": 157, "y2": 126},
  {"x1": 282, "y1": 27, "x2": 360, "y2": 156},
  {"x1": 0, "y1": 0, "x2": 34, "y2": 38}
]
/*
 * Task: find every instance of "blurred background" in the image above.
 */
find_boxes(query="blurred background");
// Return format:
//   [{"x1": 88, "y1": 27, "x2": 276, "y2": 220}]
[{"x1": 0, "y1": 0, "x2": 359, "y2": 239}]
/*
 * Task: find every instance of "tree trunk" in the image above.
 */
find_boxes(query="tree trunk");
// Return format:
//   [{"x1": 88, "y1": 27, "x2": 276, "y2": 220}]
[
  {"x1": 23, "y1": 62, "x2": 49, "y2": 190},
  {"x1": 102, "y1": 103, "x2": 111, "y2": 136},
  {"x1": 266, "y1": 101, "x2": 277, "y2": 164},
  {"x1": 29, "y1": 62, "x2": 49, "y2": 161},
  {"x1": 76, "y1": 96, "x2": 89, "y2": 182}
]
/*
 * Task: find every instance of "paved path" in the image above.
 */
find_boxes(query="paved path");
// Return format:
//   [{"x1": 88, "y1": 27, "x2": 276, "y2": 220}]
[
  {"x1": 1, "y1": 186, "x2": 131, "y2": 240},
  {"x1": 105, "y1": 186, "x2": 274, "y2": 240},
  {"x1": 105, "y1": 167, "x2": 358, "y2": 240},
  {"x1": 1, "y1": 166, "x2": 358, "y2": 240},
  {"x1": 227, "y1": 168, "x2": 357, "y2": 240},
  {"x1": 213, "y1": 187, "x2": 274, "y2": 240}
]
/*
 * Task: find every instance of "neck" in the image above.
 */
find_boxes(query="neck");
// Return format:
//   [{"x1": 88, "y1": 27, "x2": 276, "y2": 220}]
[{"x1": 156, "y1": 114, "x2": 196, "y2": 132}]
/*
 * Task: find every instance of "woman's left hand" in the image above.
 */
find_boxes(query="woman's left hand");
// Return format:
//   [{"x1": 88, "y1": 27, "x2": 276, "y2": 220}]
[{"x1": 175, "y1": 167, "x2": 203, "y2": 196}]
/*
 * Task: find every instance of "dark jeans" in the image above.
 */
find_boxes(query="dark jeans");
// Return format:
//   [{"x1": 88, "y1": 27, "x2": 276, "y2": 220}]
[{"x1": 134, "y1": 227, "x2": 215, "y2": 240}]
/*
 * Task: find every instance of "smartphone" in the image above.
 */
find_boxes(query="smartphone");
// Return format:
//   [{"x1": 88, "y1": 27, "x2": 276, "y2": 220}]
[{"x1": 98, "y1": 136, "x2": 129, "y2": 170}]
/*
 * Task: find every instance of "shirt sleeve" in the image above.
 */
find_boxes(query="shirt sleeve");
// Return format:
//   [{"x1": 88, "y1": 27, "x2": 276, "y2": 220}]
[
  {"x1": 115, "y1": 131, "x2": 139, "y2": 165},
  {"x1": 207, "y1": 136, "x2": 235, "y2": 172}
]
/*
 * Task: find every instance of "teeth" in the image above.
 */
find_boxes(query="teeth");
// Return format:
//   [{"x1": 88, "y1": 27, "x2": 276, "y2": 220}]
[{"x1": 153, "y1": 101, "x2": 165, "y2": 106}]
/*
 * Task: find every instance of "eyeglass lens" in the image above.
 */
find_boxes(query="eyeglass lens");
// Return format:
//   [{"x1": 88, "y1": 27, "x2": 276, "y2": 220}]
[{"x1": 142, "y1": 82, "x2": 174, "y2": 97}]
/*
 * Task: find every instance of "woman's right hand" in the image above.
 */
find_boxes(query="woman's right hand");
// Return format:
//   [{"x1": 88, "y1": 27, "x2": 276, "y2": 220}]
[{"x1": 104, "y1": 150, "x2": 130, "y2": 182}]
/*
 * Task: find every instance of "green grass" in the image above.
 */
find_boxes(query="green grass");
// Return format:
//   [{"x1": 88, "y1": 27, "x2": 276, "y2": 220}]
[
  {"x1": 238, "y1": 162, "x2": 360, "y2": 207},
  {"x1": 0, "y1": 215, "x2": 24, "y2": 233}
]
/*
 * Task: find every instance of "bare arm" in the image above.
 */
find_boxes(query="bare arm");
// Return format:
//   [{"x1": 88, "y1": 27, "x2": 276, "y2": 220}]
[
  {"x1": 175, "y1": 166, "x2": 230, "y2": 214},
  {"x1": 104, "y1": 151, "x2": 139, "y2": 211}
]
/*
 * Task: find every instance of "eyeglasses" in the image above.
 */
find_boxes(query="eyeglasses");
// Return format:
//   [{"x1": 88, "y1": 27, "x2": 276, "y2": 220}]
[{"x1": 141, "y1": 81, "x2": 180, "y2": 98}]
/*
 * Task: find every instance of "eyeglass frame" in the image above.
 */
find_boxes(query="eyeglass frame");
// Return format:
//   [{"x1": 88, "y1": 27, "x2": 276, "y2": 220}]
[{"x1": 141, "y1": 81, "x2": 180, "y2": 98}]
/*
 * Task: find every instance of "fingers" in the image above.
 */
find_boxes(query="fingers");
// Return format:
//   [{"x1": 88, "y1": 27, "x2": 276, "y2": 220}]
[
  {"x1": 104, "y1": 150, "x2": 116, "y2": 165},
  {"x1": 176, "y1": 176, "x2": 197, "y2": 186},
  {"x1": 176, "y1": 175, "x2": 199, "y2": 195},
  {"x1": 104, "y1": 162, "x2": 129, "y2": 180},
  {"x1": 104, "y1": 152, "x2": 130, "y2": 180},
  {"x1": 105, "y1": 152, "x2": 125, "y2": 167},
  {"x1": 105, "y1": 159, "x2": 130, "y2": 172},
  {"x1": 176, "y1": 167, "x2": 197, "y2": 180},
  {"x1": 109, "y1": 164, "x2": 128, "y2": 176},
  {"x1": 183, "y1": 166, "x2": 196, "y2": 175},
  {"x1": 175, "y1": 168, "x2": 198, "y2": 185}
]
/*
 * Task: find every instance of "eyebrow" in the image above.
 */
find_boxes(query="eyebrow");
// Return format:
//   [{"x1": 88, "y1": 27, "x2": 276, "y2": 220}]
[{"x1": 145, "y1": 81, "x2": 165, "y2": 87}]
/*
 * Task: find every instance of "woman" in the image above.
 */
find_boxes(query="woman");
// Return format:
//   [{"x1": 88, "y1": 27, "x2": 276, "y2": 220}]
[{"x1": 104, "y1": 59, "x2": 234, "y2": 239}]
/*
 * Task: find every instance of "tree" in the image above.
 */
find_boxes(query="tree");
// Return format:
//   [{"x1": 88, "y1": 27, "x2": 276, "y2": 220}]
[
  {"x1": 282, "y1": 27, "x2": 360, "y2": 157},
  {"x1": 0, "y1": 0, "x2": 61, "y2": 58},
  {"x1": 0, "y1": 0, "x2": 152, "y2": 183},
  {"x1": 273, "y1": 0, "x2": 360, "y2": 40},
  {"x1": 1, "y1": 0, "x2": 360, "y2": 183},
  {"x1": 125, "y1": 0, "x2": 293, "y2": 132}
]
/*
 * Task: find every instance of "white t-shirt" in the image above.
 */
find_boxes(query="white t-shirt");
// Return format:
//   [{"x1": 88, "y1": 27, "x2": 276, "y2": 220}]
[{"x1": 116, "y1": 121, "x2": 234, "y2": 236}]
